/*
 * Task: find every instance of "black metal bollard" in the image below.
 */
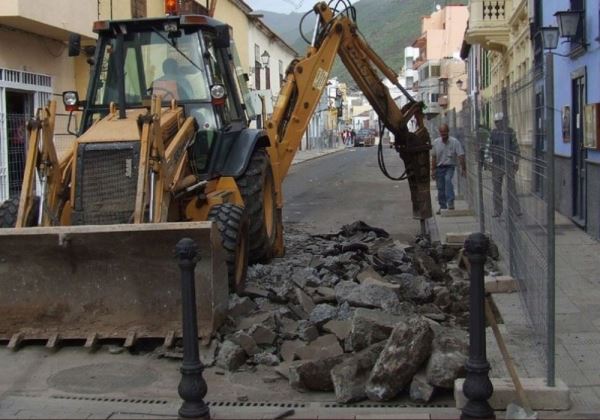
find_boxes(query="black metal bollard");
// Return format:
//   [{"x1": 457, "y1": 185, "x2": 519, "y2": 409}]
[
  {"x1": 175, "y1": 238, "x2": 210, "y2": 420},
  {"x1": 461, "y1": 233, "x2": 495, "y2": 420}
]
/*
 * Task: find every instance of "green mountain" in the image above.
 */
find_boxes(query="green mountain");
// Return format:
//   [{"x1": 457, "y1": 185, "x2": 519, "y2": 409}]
[{"x1": 259, "y1": 0, "x2": 466, "y2": 87}]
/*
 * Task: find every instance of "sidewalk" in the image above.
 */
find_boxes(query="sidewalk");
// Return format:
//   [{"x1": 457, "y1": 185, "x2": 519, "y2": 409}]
[
  {"x1": 292, "y1": 145, "x2": 346, "y2": 165},
  {"x1": 431, "y1": 186, "x2": 600, "y2": 416}
]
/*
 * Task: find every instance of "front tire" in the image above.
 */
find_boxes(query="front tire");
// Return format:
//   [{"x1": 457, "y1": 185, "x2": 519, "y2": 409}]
[
  {"x1": 208, "y1": 203, "x2": 249, "y2": 295},
  {"x1": 0, "y1": 196, "x2": 39, "y2": 228},
  {"x1": 236, "y1": 149, "x2": 277, "y2": 263}
]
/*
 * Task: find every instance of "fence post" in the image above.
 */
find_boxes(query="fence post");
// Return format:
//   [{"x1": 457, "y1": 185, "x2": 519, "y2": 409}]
[
  {"x1": 544, "y1": 52, "x2": 556, "y2": 387},
  {"x1": 501, "y1": 88, "x2": 517, "y2": 277},
  {"x1": 175, "y1": 238, "x2": 210, "y2": 420},
  {"x1": 474, "y1": 89, "x2": 486, "y2": 234},
  {"x1": 461, "y1": 232, "x2": 495, "y2": 420}
]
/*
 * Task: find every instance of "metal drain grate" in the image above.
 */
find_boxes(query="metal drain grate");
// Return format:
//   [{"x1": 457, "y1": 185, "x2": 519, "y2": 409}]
[
  {"x1": 207, "y1": 401, "x2": 307, "y2": 408},
  {"x1": 51, "y1": 395, "x2": 169, "y2": 405},
  {"x1": 48, "y1": 395, "x2": 449, "y2": 410},
  {"x1": 50, "y1": 396, "x2": 308, "y2": 409},
  {"x1": 322, "y1": 403, "x2": 451, "y2": 409}
]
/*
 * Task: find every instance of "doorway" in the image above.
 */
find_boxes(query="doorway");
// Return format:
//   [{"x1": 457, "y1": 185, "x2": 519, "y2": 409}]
[
  {"x1": 6, "y1": 90, "x2": 34, "y2": 198},
  {"x1": 571, "y1": 72, "x2": 587, "y2": 227}
]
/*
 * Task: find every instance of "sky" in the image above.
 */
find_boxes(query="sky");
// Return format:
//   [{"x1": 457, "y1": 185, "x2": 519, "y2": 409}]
[{"x1": 245, "y1": 0, "x2": 312, "y2": 14}]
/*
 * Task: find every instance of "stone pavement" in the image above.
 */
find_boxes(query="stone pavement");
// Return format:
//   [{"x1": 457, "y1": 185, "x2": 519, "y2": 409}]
[{"x1": 431, "y1": 184, "x2": 600, "y2": 417}]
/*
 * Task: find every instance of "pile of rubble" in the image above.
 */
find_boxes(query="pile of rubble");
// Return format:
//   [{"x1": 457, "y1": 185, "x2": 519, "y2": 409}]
[{"x1": 212, "y1": 222, "x2": 478, "y2": 404}]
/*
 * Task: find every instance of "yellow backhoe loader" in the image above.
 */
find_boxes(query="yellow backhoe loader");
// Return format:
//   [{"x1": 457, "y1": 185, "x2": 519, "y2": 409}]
[{"x1": 0, "y1": 0, "x2": 431, "y2": 348}]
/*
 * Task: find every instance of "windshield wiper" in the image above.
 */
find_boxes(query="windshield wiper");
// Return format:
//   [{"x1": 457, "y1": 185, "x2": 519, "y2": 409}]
[{"x1": 152, "y1": 28, "x2": 204, "y2": 73}]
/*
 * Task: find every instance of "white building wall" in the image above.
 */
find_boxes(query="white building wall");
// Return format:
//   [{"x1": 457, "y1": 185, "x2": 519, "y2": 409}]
[{"x1": 247, "y1": 22, "x2": 296, "y2": 117}]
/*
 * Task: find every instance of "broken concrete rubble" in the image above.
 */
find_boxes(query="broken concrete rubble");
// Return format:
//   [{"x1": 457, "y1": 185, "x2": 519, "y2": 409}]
[
  {"x1": 322, "y1": 320, "x2": 351, "y2": 341},
  {"x1": 365, "y1": 316, "x2": 433, "y2": 401},
  {"x1": 216, "y1": 340, "x2": 247, "y2": 371},
  {"x1": 409, "y1": 371, "x2": 435, "y2": 403},
  {"x1": 330, "y1": 341, "x2": 385, "y2": 403},
  {"x1": 249, "y1": 325, "x2": 277, "y2": 346},
  {"x1": 425, "y1": 326, "x2": 468, "y2": 388},
  {"x1": 295, "y1": 334, "x2": 343, "y2": 360},
  {"x1": 309, "y1": 303, "x2": 338, "y2": 326},
  {"x1": 214, "y1": 221, "x2": 470, "y2": 404},
  {"x1": 347, "y1": 308, "x2": 404, "y2": 352},
  {"x1": 289, "y1": 354, "x2": 346, "y2": 392},
  {"x1": 227, "y1": 295, "x2": 257, "y2": 318},
  {"x1": 334, "y1": 281, "x2": 399, "y2": 309},
  {"x1": 229, "y1": 331, "x2": 259, "y2": 356}
]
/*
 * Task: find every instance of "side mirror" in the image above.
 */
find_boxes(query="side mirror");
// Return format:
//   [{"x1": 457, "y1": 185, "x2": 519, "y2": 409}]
[
  {"x1": 68, "y1": 33, "x2": 82, "y2": 57},
  {"x1": 214, "y1": 25, "x2": 230, "y2": 49}
]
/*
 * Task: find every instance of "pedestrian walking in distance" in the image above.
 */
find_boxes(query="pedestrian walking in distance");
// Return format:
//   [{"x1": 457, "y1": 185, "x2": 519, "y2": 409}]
[
  {"x1": 430, "y1": 123, "x2": 466, "y2": 214},
  {"x1": 489, "y1": 112, "x2": 521, "y2": 218}
]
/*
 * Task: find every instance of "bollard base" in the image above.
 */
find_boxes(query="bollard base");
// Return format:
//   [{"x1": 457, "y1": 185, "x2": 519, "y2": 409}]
[{"x1": 178, "y1": 404, "x2": 210, "y2": 420}]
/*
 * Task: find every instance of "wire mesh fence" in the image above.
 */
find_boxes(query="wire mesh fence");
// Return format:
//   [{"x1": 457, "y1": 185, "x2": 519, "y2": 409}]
[
  {"x1": 2, "y1": 105, "x2": 76, "y2": 201},
  {"x1": 430, "y1": 69, "x2": 554, "y2": 383}
]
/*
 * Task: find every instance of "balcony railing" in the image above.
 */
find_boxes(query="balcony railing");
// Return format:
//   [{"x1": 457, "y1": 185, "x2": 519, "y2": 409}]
[
  {"x1": 465, "y1": 0, "x2": 511, "y2": 52},
  {"x1": 482, "y1": 1, "x2": 506, "y2": 20}
]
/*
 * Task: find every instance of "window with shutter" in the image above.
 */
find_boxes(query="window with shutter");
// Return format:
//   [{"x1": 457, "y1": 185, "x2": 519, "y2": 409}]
[{"x1": 131, "y1": 0, "x2": 147, "y2": 18}]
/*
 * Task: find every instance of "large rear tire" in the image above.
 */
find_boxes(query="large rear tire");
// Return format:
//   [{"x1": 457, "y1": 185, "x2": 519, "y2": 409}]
[
  {"x1": 208, "y1": 203, "x2": 249, "y2": 295},
  {"x1": 0, "y1": 197, "x2": 39, "y2": 228},
  {"x1": 236, "y1": 149, "x2": 277, "y2": 264}
]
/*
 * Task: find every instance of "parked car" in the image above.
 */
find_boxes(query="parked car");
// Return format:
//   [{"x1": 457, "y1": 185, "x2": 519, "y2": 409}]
[{"x1": 356, "y1": 128, "x2": 375, "y2": 147}]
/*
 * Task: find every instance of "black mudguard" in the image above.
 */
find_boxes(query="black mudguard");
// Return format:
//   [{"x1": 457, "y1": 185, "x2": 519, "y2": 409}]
[{"x1": 217, "y1": 128, "x2": 270, "y2": 178}]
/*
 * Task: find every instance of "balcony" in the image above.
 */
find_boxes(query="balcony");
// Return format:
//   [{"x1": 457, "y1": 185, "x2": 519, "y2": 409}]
[
  {"x1": 438, "y1": 95, "x2": 449, "y2": 107},
  {"x1": 465, "y1": 0, "x2": 511, "y2": 52},
  {"x1": 0, "y1": 0, "x2": 96, "y2": 40},
  {"x1": 424, "y1": 102, "x2": 441, "y2": 115}
]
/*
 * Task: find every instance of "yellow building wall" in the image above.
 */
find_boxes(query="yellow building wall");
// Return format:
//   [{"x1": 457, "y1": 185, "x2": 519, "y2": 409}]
[
  {"x1": 0, "y1": 29, "x2": 75, "y2": 95},
  {"x1": 213, "y1": 1, "x2": 250, "y2": 71},
  {"x1": 99, "y1": 0, "x2": 133, "y2": 19}
]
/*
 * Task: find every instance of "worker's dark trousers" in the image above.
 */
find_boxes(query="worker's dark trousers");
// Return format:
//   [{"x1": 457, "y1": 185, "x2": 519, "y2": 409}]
[{"x1": 492, "y1": 167, "x2": 521, "y2": 217}]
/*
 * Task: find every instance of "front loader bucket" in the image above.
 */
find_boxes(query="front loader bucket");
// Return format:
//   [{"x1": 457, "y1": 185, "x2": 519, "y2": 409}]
[{"x1": 0, "y1": 222, "x2": 228, "y2": 347}]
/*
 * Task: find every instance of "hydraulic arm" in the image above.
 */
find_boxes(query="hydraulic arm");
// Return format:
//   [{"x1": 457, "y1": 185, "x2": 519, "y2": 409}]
[{"x1": 267, "y1": 1, "x2": 432, "y2": 221}]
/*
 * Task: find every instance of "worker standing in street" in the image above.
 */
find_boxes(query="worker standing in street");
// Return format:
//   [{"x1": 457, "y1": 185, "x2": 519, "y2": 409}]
[{"x1": 431, "y1": 123, "x2": 466, "y2": 214}]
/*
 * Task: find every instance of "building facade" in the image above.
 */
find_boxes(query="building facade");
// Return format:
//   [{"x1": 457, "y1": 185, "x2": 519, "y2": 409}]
[
  {"x1": 412, "y1": 5, "x2": 469, "y2": 119},
  {"x1": 0, "y1": 0, "x2": 97, "y2": 201},
  {"x1": 541, "y1": 0, "x2": 600, "y2": 239},
  {"x1": 465, "y1": 0, "x2": 533, "y2": 146}
]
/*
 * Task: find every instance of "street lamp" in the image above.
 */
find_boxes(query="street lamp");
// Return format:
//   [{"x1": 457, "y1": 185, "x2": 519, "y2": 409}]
[
  {"x1": 554, "y1": 10, "x2": 588, "y2": 48},
  {"x1": 540, "y1": 26, "x2": 560, "y2": 51},
  {"x1": 555, "y1": 10, "x2": 584, "y2": 38},
  {"x1": 260, "y1": 50, "x2": 270, "y2": 68}
]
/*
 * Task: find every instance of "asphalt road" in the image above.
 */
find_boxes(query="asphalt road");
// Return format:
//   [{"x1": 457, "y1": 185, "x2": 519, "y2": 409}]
[{"x1": 284, "y1": 146, "x2": 421, "y2": 243}]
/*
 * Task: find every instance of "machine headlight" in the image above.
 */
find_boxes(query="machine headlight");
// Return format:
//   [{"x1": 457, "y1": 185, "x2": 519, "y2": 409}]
[
  {"x1": 210, "y1": 84, "x2": 227, "y2": 106},
  {"x1": 62, "y1": 91, "x2": 80, "y2": 112}
]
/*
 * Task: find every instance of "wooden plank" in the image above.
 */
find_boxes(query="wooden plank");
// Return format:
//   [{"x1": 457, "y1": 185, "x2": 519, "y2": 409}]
[
  {"x1": 446, "y1": 232, "x2": 471, "y2": 244},
  {"x1": 7, "y1": 333, "x2": 23, "y2": 350},
  {"x1": 124, "y1": 331, "x2": 137, "y2": 348},
  {"x1": 46, "y1": 333, "x2": 60, "y2": 349},
  {"x1": 485, "y1": 275, "x2": 518, "y2": 294},
  {"x1": 84, "y1": 333, "x2": 99, "y2": 349},
  {"x1": 163, "y1": 330, "x2": 176, "y2": 349},
  {"x1": 485, "y1": 297, "x2": 534, "y2": 413},
  {"x1": 440, "y1": 209, "x2": 474, "y2": 217}
]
